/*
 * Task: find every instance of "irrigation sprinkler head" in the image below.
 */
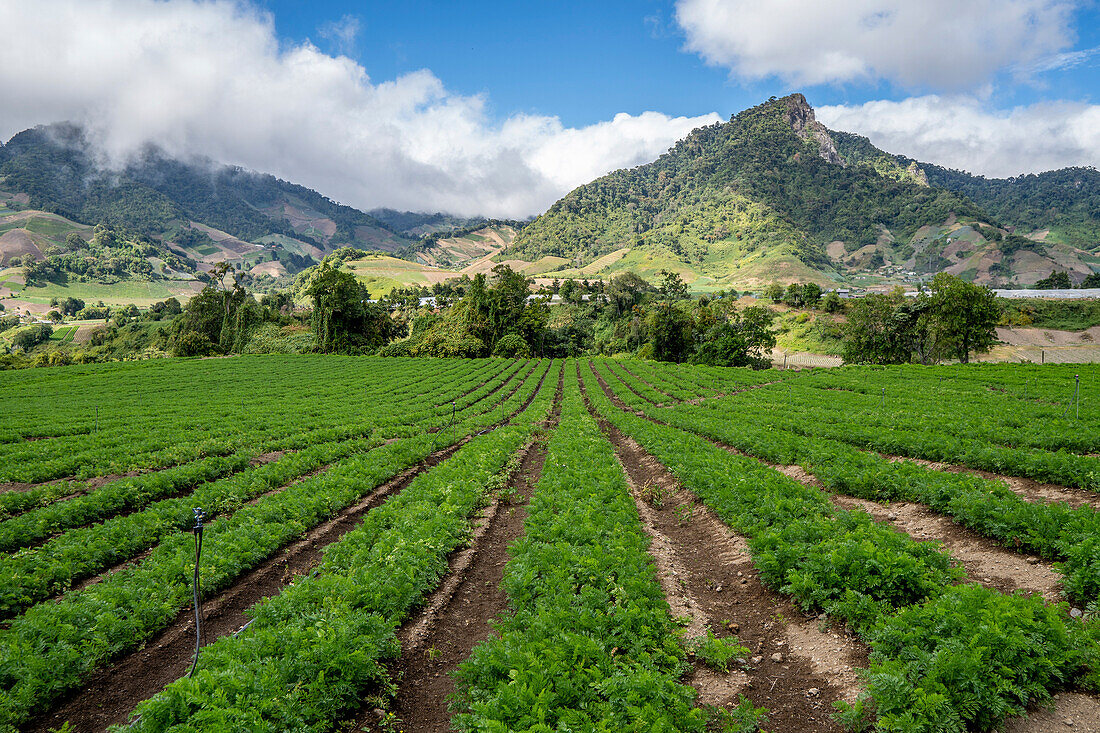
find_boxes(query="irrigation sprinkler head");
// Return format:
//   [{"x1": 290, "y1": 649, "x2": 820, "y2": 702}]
[{"x1": 192, "y1": 507, "x2": 206, "y2": 531}]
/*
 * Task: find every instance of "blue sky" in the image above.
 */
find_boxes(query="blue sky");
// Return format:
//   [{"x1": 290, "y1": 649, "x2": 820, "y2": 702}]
[
  {"x1": 258, "y1": 0, "x2": 1100, "y2": 125},
  {"x1": 2, "y1": 1, "x2": 1100, "y2": 216}
]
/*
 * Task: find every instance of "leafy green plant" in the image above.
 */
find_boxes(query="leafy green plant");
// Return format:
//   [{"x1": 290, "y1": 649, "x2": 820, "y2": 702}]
[{"x1": 689, "y1": 629, "x2": 748, "y2": 673}]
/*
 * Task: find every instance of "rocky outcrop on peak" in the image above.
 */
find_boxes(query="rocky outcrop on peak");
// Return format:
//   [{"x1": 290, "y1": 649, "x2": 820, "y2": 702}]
[
  {"x1": 782, "y1": 94, "x2": 845, "y2": 166},
  {"x1": 906, "y1": 161, "x2": 929, "y2": 186}
]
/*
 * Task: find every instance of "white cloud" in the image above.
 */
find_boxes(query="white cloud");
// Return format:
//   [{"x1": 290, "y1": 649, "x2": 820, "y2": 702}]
[
  {"x1": 0, "y1": 0, "x2": 718, "y2": 218},
  {"x1": 816, "y1": 96, "x2": 1100, "y2": 178},
  {"x1": 674, "y1": 0, "x2": 1077, "y2": 88},
  {"x1": 317, "y1": 14, "x2": 361, "y2": 56}
]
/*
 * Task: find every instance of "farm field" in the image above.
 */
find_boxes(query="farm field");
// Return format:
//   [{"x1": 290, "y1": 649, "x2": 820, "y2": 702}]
[{"x1": 0, "y1": 357, "x2": 1098, "y2": 732}]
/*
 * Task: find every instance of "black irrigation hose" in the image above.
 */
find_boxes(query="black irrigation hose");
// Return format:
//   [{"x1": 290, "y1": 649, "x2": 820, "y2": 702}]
[{"x1": 189, "y1": 507, "x2": 206, "y2": 678}]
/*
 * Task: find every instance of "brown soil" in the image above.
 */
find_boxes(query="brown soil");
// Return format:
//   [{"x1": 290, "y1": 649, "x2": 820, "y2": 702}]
[
  {"x1": 829, "y1": 492, "x2": 1063, "y2": 602},
  {"x1": 581, "y1": 365, "x2": 864, "y2": 731},
  {"x1": 1005, "y1": 692, "x2": 1100, "y2": 733},
  {"x1": 594, "y1": 361, "x2": 1076, "y2": 604},
  {"x1": 27, "y1": 440, "x2": 470, "y2": 733},
  {"x1": 354, "y1": 365, "x2": 564, "y2": 733}
]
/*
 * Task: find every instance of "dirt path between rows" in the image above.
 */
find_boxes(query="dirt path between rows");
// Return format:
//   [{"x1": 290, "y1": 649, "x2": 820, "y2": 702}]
[
  {"x1": 595, "y1": 361, "x2": 1085, "y2": 603},
  {"x1": 581, "y1": 365, "x2": 862, "y2": 732},
  {"x1": 608, "y1": 362, "x2": 1100, "y2": 508},
  {"x1": 26, "y1": 440, "x2": 470, "y2": 733},
  {"x1": 354, "y1": 368, "x2": 565, "y2": 733},
  {"x1": 591, "y1": 362, "x2": 1100, "y2": 732}
]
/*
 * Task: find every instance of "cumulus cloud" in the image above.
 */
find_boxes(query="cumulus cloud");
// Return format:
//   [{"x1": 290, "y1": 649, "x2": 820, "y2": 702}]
[
  {"x1": 817, "y1": 96, "x2": 1100, "y2": 178},
  {"x1": 674, "y1": 0, "x2": 1077, "y2": 88},
  {"x1": 0, "y1": 0, "x2": 718, "y2": 218}
]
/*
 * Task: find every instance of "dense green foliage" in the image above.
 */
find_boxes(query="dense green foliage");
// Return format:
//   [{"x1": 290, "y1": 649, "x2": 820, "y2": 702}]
[
  {"x1": 512, "y1": 95, "x2": 982, "y2": 274},
  {"x1": 304, "y1": 263, "x2": 404, "y2": 353},
  {"x1": 843, "y1": 275, "x2": 999, "y2": 364},
  {"x1": 0, "y1": 357, "x2": 554, "y2": 730},
  {"x1": 587, "y1": 361, "x2": 1098, "y2": 732},
  {"x1": 831, "y1": 131, "x2": 1100, "y2": 251},
  {"x1": 0, "y1": 357, "x2": 1098, "y2": 731},
  {"x1": 119, "y1": 362, "x2": 558, "y2": 732},
  {"x1": 1000, "y1": 297, "x2": 1100, "y2": 329},
  {"x1": 453, "y1": 371, "x2": 715, "y2": 731},
  {"x1": 20, "y1": 223, "x2": 195, "y2": 284}
]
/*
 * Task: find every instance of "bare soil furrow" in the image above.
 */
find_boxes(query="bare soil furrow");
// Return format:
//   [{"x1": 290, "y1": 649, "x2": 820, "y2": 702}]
[
  {"x1": 26, "y1": 440, "x2": 469, "y2": 733},
  {"x1": 592, "y1": 361, "x2": 1073, "y2": 604},
  {"x1": 357, "y1": 366, "x2": 564, "y2": 733},
  {"x1": 580, "y1": 364, "x2": 862, "y2": 731}
]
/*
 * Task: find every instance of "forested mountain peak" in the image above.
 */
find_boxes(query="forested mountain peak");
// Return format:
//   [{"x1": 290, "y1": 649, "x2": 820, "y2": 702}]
[{"x1": 507, "y1": 94, "x2": 1099, "y2": 288}]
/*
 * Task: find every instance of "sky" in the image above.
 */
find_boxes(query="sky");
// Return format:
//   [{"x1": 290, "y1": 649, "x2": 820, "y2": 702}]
[{"x1": 1, "y1": 0, "x2": 1098, "y2": 218}]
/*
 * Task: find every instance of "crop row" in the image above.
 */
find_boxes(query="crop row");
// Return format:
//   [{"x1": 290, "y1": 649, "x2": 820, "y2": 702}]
[
  {"x1": 0, "y1": 354, "x2": 467, "y2": 443},
  {"x1": 0, "y1": 356, "x2": 523, "y2": 525},
  {"x1": 796, "y1": 364, "x2": 1099, "y2": 453},
  {"x1": 581, "y1": 364, "x2": 1097, "y2": 732},
  {"x1": 609, "y1": 357, "x2": 1100, "y2": 490},
  {"x1": 0, "y1": 358, "x2": 552, "y2": 622},
  {"x1": 117, "y1": 361, "x2": 562, "y2": 731},
  {"x1": 0, "y1": 356, "x2": 508, "y2": 482},
  {"x1": 0, "y1": 358, "x2": 558, "y2": 733},
  {"x1": 599, "y1": 360, "x2": 1100, "y2": 602},
  {"x1": 452, "y1": 366, "x2": 720, "y2": 731}
]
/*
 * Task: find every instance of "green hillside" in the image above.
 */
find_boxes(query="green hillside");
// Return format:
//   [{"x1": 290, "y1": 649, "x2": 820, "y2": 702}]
[
  {"x1": 511, "y1": 95, "x2": 987, "y2": 286},
  {"x1": 509, "y1": 94, "x2": 1100, "y2": 288}
]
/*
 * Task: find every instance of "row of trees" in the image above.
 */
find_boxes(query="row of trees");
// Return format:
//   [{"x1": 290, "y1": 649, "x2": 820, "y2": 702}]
[
  {"x1": 843, "y1": 274, "x2": 999, "y2": 364},
  {"x1": 1035, "y1": 270, "x2": 1100, "y2": 289},
  {"x1": 764, "y1": 281, "x2": 844, "y2": 312}
]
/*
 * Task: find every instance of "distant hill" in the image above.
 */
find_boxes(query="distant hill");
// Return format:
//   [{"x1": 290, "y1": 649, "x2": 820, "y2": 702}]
[
  {"x1": 367, "y1": 209, "x2": 489, "y2": 237},
  {"x1": 507, "y1": 94, "x2": 1100, "y2": 289},
  {"x1": 0, "y1": 124, "x2": 507, "y2": 281}
]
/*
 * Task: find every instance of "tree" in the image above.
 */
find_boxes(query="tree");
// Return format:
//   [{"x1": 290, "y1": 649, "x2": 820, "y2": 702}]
[
  {"x1": 801, "y1": 282, "x2": 822, "y2": 308},
  {"x1": 46, "y1": 310, "x2": 62, "y2": 323},
  {"x1": 842, "y1": 291, "x2": 912, "y2": 364},
  {"x1": 607, "y1": 272, "x2": 652, "y2": 317},
  {"x1": 765, "y1": 282, "x2": 785, "y2": 302},
  {"x1": 492, "y1": 333, "x2": 531, "y2": 358},
  {"x1": 692, "y1": 305, "x2": 776, "y2": 368},
  {"x1": 929, "y1": 273, "x2": 1000, "y2": 363},
  {"x1": 822, "y1": 291, "x2": 844, "y2": 313},
  {"x1": 1080, "y1": 272, "x2": 1100, "y2": 288},
  {"x1": 1035, "y1": 270, "x2": 1072, "y2": 289},
  {"x1": 648, "y1": 301, "x2": 694, "y2": 362},
  {"x1": 59, "y1": 297, "x2": 85, "y2": 316},
  {"x1": 305, "y1": 262, "x2": 402, "y2": 354},
  {"x1": 12, "y1": 324, "x2": 52, "y2": 351},
  {"x1": 658, "y1": 269, "x2": 689, "y2": 300},
  {"x1": 558, "y1": 278, "x2": 578, "y2": 303},
  {"x1": 783, "y1": 283, "x2": 804, "y2": 307}
]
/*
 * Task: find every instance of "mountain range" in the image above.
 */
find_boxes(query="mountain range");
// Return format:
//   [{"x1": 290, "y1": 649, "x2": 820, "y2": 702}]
[
  {"x1": 0, "y1": 124, "x2": 504, "y2": 281},
  {"x1": 2, "y1": 94, "x2": 1099, "y2": 294}
]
